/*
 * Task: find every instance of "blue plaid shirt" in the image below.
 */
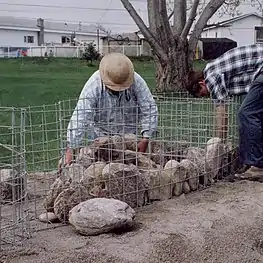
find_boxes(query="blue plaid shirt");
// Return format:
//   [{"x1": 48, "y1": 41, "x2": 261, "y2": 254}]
[
  {"x1": 204, "y1": 44, "x2": 263, "y2": 102},
  {"x1": 67, "y1": 70, "x2": 158, "y2": 149}
]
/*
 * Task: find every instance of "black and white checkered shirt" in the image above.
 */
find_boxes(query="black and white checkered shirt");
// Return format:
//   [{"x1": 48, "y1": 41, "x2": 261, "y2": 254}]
[{"x1": 203, "y1": 44, "x2": 263, "y2": 102}]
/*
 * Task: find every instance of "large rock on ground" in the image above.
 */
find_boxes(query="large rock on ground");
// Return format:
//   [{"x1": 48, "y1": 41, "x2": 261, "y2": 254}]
[
  {"x1": 69, "y1": 198, "x2": 135, "y2": 236},
  {"x1": 205, "y1": 138, "x2": 225, "y2": 181},
  {"x1": 101, "y1": 163, "x2": 149, "y2": 208}
]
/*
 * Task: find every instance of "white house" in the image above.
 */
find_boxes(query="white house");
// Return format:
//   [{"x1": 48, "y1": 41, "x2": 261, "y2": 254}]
[
  {"x1": 201, "y1": 13, "x2": 263, "y2": 46},
  {"x1": 0, "y1": 16, "x2": 106, "y2": 56}
]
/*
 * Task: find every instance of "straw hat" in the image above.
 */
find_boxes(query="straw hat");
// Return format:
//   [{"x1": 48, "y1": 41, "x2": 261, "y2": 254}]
[{"x1": 99, "y1": 53, "x2": 134, "y2": 91}]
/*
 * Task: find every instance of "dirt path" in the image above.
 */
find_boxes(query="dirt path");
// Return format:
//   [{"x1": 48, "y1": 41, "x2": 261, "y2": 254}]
[{"x1": 2, "y1": 180, "x2": 263, "y2": 263}]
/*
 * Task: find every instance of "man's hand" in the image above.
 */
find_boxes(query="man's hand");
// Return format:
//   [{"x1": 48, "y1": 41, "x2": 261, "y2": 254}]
[{"x1": 138, "y1": 138, "x2": 149, "y2": 153}]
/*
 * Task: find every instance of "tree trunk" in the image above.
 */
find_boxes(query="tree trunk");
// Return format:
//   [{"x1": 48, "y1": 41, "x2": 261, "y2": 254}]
[{"x1": 154, "y1": 40, "x2": 191, "y2": 92}]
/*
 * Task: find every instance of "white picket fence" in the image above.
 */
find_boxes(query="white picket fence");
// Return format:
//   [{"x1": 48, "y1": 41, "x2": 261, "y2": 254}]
[{"x1": 0, "y1": 45, "x2": 147, "y2": 58}]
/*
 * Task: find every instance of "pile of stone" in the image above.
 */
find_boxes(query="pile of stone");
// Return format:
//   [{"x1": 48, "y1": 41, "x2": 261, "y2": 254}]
[{"x1": 40, "y1": 135, "x2": 229, "y2": 226}]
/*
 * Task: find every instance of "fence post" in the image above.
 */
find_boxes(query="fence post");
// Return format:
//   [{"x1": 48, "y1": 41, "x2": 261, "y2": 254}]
[
  {"x1": 122, "y1": 45, "x2": 125, "y2": 55},
  {"x1": 7, "y1": 46, "x2": 10, "y2": 58}
]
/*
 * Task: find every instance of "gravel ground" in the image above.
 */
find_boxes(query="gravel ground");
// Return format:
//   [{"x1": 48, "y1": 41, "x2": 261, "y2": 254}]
[{"x1": 1, "y1": 180, "x2": 263, "y2": 263}]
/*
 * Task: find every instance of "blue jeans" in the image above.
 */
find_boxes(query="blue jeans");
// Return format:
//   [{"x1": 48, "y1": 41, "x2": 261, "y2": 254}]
[{"x1": 238, "y1": 74, "x2": 263, "y2": 168}]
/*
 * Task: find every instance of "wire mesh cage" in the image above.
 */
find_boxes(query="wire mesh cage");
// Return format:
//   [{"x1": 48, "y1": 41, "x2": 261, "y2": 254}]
[
  {"x1": 0, "y1": 107, "x2": 29, "y2": 250},
  {"x1": 0, "y1": 94, "x2": 244, "y2": 247}
]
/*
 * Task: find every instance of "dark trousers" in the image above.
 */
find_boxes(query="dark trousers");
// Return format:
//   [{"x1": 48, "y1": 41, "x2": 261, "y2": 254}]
[{"x1": 238, "y1": 74, "x2": 263, "y2": 168}]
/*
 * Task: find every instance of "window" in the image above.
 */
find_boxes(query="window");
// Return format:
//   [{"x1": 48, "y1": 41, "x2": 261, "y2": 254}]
[
  {"x1": 255, "y1": 26, "x2": 263, "y2": 43},
  {"x1": 24, "y1": 36, "x2": 34, "y2": 43},
  {"x1": 61, "y1": 36, "x2": 71, "y2": 44}
]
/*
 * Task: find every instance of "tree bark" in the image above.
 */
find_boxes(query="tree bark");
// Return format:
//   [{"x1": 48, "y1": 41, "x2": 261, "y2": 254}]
[
  {"x1": 173, "y1": 0, "x2": 187, "y2": 35},
  {"x1": 154, "y1": 39, "x2": 190, "y2": 92}
]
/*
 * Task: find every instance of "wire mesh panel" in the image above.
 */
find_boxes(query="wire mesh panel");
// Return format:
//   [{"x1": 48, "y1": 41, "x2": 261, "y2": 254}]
[
  {"x1": 21, "y1": 94, "x2": 243, "y2": 232},
  {"x1": 0, "y1": 107, "x2": 29, "y2": 250}
]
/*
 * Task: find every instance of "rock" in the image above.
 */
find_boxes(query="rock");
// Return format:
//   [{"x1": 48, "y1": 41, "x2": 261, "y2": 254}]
[
  {"x1": 124, "y1": 134, "x2": 138, "y2": 151},
  {"x1": 122, "y1": 150, "x2": 158, "y2": 170},
  {"x1": 180, "y1": 159, "x2": 199, "y2": 191},
  {"x1": 43, "y1": 177, "x2": 63, "y2": 212},
  {"x1": 184, "y1": 147, "x2": 207, "y2": 186},
  {"x1": 61, "y1": 163, "x2": 86, "y2": 184},
  {"x1": 69, "y1": 198, "x2": 135, "y2": 236},
  {"x1": 183, "y1": 181, "x2": 191, "y2": 194},
  {"x1": 164, "y1": 160, "x2": 184, "y2": 196},
  {"x1": 53, "y1": 184, "x2": 93, "y2": 222},
  {"x1": 143, "y1": 169, "x2": 173, "y2": 201},
  {"x1": 205, "y1": 138, "x2": 225, "y2": 180},
  {"x1": 39, "y1": 212, "x2": 58, "y2": 223},
  {"x1": 82, "y1": 161, "x2": 107, "y2": 187},
  {"x1": 91, "y1": 136, "x2": 122, "y2": 162},
  {"x1": 101, "y1": 163, "x2": 149, "y2": 208},
  {"x1": 76, "y1": 146, "x2": 94, "y2": 168},
  {"x1": 149, "y1": 140, "x2": 166, "y2": 166},
  {"x1": 0, "y1": 169, "x2": 25, "y2": 204},
  {"x1": 165, "y1": 140, "x2": 190, "y2": 162},
  {"x1": 184, "y1": 147, "x2": 206, "y2": 173}
]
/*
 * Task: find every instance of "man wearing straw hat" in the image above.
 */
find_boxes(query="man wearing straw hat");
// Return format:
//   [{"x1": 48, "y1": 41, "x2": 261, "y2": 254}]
[
  {"x1": 63, "y1": 52, "x2": 158, "y2": 165},
  {"x1": 185, "y1": 44, "x2": 263, "y2": 181}
]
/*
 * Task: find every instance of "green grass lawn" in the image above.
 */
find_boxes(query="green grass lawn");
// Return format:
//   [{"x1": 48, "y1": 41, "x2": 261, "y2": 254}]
[{"x1": 0, "y1": 57, "x2": 241, "y2": 172}]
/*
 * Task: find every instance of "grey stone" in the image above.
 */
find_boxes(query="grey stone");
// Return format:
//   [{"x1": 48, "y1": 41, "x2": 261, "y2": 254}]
[
  {"x1": 124, "y1": 134, "x2": 138, "y2": 151},
  {"x1": 61, "y1": 163, "x2": 86, "y2": 185},
  {"x1": 69, "y1": 198, "x2": 135, "y2": 236},
  {"x1": 53, "y1": 183, "x2": 92, "y2": 223},
  {"x1": 180, "y1": 159, "x2": 199, "y2": 191},
  {"x1": 101, "y1": 163, "x2": 149, "y2": 208},
  {"x1": 43, "y1": 177, "x2": 63, "y2": 212},
  {"x1": 183, "y1": 181, "x2": 191, "y2": 194},
  {"x1": 39, "y1": 212, "x2": 58, "y2": 223},
  {"x1": 82, "y1": 161, "x2": 107, "y2": 187},
  {"x1": 123, "y1": 150, "x2": 158, "y2": 169},
  {"x1": 76, "y1": 146, "x2": 95, "y2": 168},
  {"x1": 164, "y1": 160, "x2": 184, "y2": 197},
  {"x1": 205, "y1": 138, "x2": 225, "y2": 180},
  {"x1": 142, "y1": 169, "x2": 173, "y2": 201}
]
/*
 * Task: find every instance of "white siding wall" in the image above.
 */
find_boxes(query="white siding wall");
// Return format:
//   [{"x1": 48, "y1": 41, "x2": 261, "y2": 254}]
[
  {"x1": 0, "y1": 29, "x2": 104, "y2": 53},
  {"x1": 201, "y1": 15, "x2": 263, "y2": 46},
  {"x1": 44, "y1": 32, "x2": 103, "y2": 52},
  {"x1": 0, "y1": 28, "x2": 38, "y2": 47}
]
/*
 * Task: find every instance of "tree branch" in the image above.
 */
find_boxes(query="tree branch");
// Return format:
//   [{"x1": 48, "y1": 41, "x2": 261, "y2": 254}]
[
  {"x1": 173, "y1": 0, "x2": 187, "y2": 35},
  {"x1": 120, "y1": 0, "x2": 168, "y2": 61},
  {"x1": 188, "y1": 0, "x2": 225, "y2": 58},
  {"x1": 181, "y1": 0, "x2": 200, "y2": 39},
  {"x1": 159, "y1": 0, "x2": 173, "y2": 43},
  {"x1": 147, "y1": 0, "x2": 160, "y2": 35}
]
